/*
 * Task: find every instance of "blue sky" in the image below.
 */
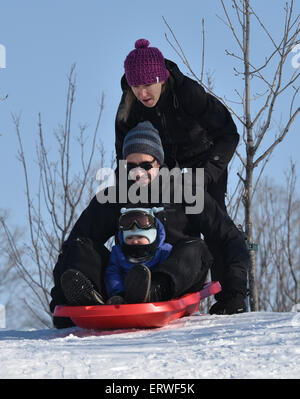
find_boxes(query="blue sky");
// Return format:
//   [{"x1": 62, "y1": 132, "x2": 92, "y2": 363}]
[{"x1": 1, "y1": 0, "x2": 299, "y2": 225}]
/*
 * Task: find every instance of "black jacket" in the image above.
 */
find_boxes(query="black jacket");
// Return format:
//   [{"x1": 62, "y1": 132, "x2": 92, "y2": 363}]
[
  {"x1": 115, "y1": 59, "x2": 239, "y2": 186},
  {"x1": 50, "y1": 171, "x2": 249, "y2": 312}
]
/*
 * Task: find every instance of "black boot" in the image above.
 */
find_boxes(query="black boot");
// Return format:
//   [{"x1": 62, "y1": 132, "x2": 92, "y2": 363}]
[
  {"x1": 124, "y1": 264, "x2": 151, "y2": 304},
  {"x1": 61, "y1": 269, "x2": 105, "y2": 306},
  {"x1": 209, "y1": 293, "x2": 246, "y2": 315},
  {"x1": 148, "y1": 273, "x2": 174, "y2": 302},
  {"x1": 124, "y1": 265, "x2": 174, "y2": 304}
]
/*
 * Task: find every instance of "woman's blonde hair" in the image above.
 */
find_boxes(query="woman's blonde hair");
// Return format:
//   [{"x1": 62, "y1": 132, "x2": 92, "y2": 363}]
[{"x1": 118, "y1": 90, "x2": 136, "y2": 122}]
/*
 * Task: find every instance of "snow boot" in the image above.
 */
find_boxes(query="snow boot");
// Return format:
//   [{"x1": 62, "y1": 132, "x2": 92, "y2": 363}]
[
  {"x1": 124, "y1": 264, "x2": 151, "y2": 304},
  {"x1": 124, "y1": 265, "x2": 173, "y2": 304},
  {"x1": 148, "y1": 272, "x2": 174, "y2": 302},
  {"x1": 209, "y1": 293, "x2": 246, "y2": 315},
  {"x1": 61, "y1": 269, "x2": 105, "y2": 306}
]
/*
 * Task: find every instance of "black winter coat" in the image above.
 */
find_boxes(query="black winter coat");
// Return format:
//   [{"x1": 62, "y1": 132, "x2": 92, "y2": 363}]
[
  {"x1": 50, "y1": 172, "x2": 249, "y2": 312},
  {"x1": 115, "y1": 59, "x2": 239, "y2": 186}
]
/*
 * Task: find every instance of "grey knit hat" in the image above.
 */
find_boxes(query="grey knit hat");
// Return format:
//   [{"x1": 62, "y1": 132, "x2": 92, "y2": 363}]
[{"x1": 122, "y1": 121, "x2": 164, "y2": 165}]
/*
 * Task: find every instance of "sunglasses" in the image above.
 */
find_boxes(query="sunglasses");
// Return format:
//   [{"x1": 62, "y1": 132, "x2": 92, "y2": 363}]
[
  {"x1": 126, "y1": 158, "x2": 156, "y2": 172},
  {"x1": 119, "y1": 211, "x2": 156, "y2": 231}
]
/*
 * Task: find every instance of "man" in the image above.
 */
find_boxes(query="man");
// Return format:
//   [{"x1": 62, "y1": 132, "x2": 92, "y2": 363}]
[{"x1": 50, "y1": 122, "x2": 249, "y2": 328}]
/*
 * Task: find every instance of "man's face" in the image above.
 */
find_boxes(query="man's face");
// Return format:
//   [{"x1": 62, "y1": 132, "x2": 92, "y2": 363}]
[
  {"x1": 131, "y1": 82, "x2": 163, "y2": 108},
  {"x1": 126, "y1": 153, "x2": 160, "y2": 186}
]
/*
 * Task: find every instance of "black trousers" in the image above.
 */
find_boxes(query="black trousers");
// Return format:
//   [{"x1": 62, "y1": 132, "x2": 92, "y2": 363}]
[
  {"x1": 206, "y1": 168, "x2": 229, "y2": 300},
  {"x1": 51, "y1": 237, "x2": 111, "y2": 329},
  {"x1": 206, "y1": 168, "x2": 228, "y2": 212},
  {"x1": 50, "y1": 237, "x2": 111, "y2": 313},
  {"x1": 154, "y1": 238, "x2": 213, "y2": 298}
]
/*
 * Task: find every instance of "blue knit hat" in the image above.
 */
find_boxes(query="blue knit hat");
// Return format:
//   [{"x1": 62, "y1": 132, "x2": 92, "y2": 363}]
[{"x1": 122, "y1": 121, "x2": 164, "y2": 165}]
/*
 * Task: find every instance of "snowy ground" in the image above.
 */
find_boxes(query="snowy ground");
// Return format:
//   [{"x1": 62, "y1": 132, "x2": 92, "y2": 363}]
[{"x1": 0, "y1": 311, "x2": 299, "y2": 380}]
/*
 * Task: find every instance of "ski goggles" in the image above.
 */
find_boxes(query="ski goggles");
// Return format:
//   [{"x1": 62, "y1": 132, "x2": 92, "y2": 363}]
[
  {"x1": 119, "y1": 211, "x2": 156, "y2": 231},
  {"x1": 126, "y1": 158, "x2": 156, "y2": 172}
]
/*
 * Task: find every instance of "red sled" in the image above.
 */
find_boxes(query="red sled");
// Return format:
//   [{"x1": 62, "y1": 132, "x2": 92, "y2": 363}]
[{"x1": 54, "y1": 281, "x2": 221, "y2": 330}]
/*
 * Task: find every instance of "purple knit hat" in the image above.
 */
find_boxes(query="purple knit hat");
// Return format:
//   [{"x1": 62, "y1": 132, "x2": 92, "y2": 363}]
[{"x1": 124, "y1": 39, "x2": 170, "y2": 86}]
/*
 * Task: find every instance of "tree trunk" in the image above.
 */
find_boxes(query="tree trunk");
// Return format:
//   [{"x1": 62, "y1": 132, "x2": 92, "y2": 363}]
[
  {"x1": 244, "y1": 0, "x2": 258, "y2": 311},
  {"x1": 244, "y1": 166, "x2": 259, "y2": 310}
]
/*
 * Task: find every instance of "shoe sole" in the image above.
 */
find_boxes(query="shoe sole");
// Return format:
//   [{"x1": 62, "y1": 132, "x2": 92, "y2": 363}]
[
  {"x1": 61, "y1": 269, "x2": 105, "y2": 306},
  {"x1": 124, "y1": 264, "x2": 151, "y2": 304}
]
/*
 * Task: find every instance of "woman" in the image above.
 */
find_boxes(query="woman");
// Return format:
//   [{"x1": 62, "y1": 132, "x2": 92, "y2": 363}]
[{"x1": 115, "y1": 38, "x2": 239, "y2": 211}]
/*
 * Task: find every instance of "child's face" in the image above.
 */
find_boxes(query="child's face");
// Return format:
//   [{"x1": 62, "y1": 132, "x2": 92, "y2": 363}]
[{"x1": 126, "y1": 235, "x2": 150, "y2": 245}]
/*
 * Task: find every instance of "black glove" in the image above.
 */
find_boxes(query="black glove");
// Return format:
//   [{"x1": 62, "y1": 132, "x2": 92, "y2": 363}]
[
  {"x1": 106, "y1": 295, "x2": 126, "y2": 305},
  {"x1": 209, "y1": 293, "x2": 246, "y2": 315}
]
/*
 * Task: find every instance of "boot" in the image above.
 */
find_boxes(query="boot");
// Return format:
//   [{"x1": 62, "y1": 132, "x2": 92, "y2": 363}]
[
  {"x1": 148, "y1": 272, "x2": 174, "y2": 302},
  {"x1": 61, "y1": 269, "x2": 105, "y2": 306},
  {"x1": 124, "y1": 264, "x2": 151, "y2": 304},
  {"x1": 209, "y1": 293, "x2": 246, "y2": 315},
  {"x1": 124, "y1": 265, "x2": 174, "y2": 304}
]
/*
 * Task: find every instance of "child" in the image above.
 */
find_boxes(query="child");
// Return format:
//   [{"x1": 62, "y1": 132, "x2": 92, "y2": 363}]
[{"x1": 104, "y1": 207, "x2": 172, "y2": 304}]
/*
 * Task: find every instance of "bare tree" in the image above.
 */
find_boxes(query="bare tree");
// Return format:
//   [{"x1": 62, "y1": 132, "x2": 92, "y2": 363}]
[
  {"x1": 1, "y1": 65, "x2": 107, "y2": 327},
  {"x1": 253, "y1": 162, "x2": 299, "y2": 311},
  {"x1": 0, "y1": 211, "x2": 31, "y2": 328},
  {"x1": 0, "y1": 212, "x2": 22, "y2": 295},
  {"x1": 164, "y1": 0, "x2": 300, "y2": 310}
]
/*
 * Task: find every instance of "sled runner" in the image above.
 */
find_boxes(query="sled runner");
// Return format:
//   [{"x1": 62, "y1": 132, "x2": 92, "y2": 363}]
[{"x1": 54, "y1": 281, "x2": 221, "y2": 330}]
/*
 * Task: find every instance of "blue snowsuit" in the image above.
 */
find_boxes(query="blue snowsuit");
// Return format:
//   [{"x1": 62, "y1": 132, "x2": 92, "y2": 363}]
[{"x1": 104, "y1": 219, "x2": 172, "y2": 297}]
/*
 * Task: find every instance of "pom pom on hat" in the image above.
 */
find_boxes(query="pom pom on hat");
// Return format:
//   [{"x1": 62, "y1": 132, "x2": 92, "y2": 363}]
[
  {"x1": 124, "y1": 38, "x2": 169, "y2": 86},
  {"x1": 135, "y1": 38, "x2": 150, "y2": 48}
]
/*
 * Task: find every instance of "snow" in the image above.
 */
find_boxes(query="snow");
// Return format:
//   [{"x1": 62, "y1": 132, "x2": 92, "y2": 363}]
[{"x1": 0, "y1": 311, "x2": 299, "y2": 380}]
